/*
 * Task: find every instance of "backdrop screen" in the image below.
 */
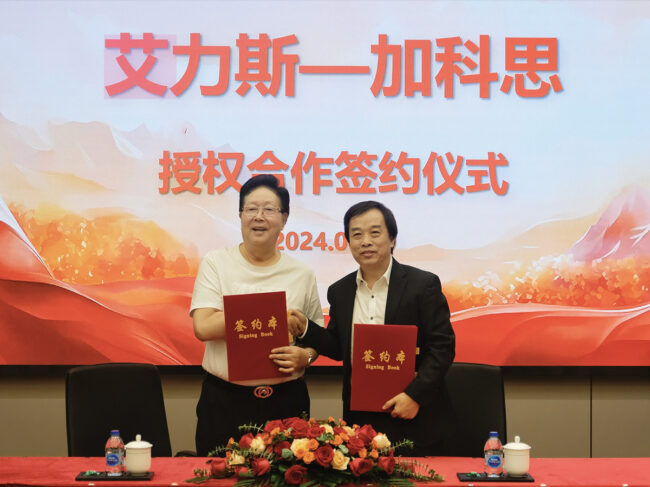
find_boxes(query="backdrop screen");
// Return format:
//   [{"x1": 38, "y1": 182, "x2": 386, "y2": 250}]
[{"x1": 1, "y1": 1, "x2": 648, "y2": 366}]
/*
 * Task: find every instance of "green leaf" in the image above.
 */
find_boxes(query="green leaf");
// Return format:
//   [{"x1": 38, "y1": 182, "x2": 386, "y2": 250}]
[
  {"x1": 183, "y1": 476, "x2": 211, "y2": 484},
  {"x1": 317, "y1": 432, "x2": 334, "y2": 443},
  {"x1": 238, "y1": 422, "x2": 265, "y2": 433}
]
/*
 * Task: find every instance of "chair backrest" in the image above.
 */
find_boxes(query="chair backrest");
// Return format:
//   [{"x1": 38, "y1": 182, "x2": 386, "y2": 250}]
[
  {"x1": 66, "y1": 363, "x2": 173, "y2": 457},
  {"x1": 444, "y1": 362, "x2": 507, "y2": 457}
]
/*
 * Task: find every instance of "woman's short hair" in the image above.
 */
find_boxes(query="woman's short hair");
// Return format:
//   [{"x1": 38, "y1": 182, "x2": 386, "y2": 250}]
[{"x1": 239, "y1": 175, "x2": 290, "y2": 215}]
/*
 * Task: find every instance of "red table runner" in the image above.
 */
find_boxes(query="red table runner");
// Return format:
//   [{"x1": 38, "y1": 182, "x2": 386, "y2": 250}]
[{"x1": 0, "y1": 456, "x2": 648, "y2": 487}]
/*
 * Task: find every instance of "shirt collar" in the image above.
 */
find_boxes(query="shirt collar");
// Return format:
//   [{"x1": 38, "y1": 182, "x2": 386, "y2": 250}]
[{"x1": 356, "y1": 258, "x2": 393, "y2": 287}]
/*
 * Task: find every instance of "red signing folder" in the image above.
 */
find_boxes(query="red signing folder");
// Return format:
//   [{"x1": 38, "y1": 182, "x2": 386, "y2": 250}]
[
  {"x1": 224, "y1": 291, "x2": 290, "y2": 381},
  {"x1": 350, "y1": 323, "x2": 417, "y2": 412}
]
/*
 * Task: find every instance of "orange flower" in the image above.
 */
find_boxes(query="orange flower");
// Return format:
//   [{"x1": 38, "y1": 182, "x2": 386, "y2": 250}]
[
  {"x1": 331, "y1": 435, "x2": 343, "y2": 446},
  {"x1": 359, "y1": 448, "x2": 367, "y2": 458},
  {"x1": 369, "y1": 449, "x2": 379, "y2": 459},
  {"x1": 303, "y1": 451, "x2": 315, "y2": 464},
  {"x1": 293, "y1": 447, "x2": 306, "y2": 459},
  {"x1": 307, "y1": 438, "x2": 319, "y2": 451},
  {"x1": 340, "y1": 432, "x2": 349, "y2": 442},
  {"x1": 328, "y1": 416, "x2": 336, "y2": 423},
  {"x1": 291, "y1": 438, "x2": 310, "y2": 459},
  {"x1": 339, "y1": 419, "x2": 347, "y2": 426}
]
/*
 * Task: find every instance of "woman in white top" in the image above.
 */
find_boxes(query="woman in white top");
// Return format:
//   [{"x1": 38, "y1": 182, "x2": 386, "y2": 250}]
[{"x1": 190, "y1": 174, "x2": 323, "y2": 455}]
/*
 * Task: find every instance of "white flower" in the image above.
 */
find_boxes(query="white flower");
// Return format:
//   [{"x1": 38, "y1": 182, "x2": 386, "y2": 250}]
[
  {"x1": 372, "y1": 433, "x2": 391, "y2": 450},
  {"x1": 331, "y1": 449, "x2": 350, "y2": 470},
  {"x1": 249, "y1": 436, "x2": 266, "y2": 454},
  {"x1": 322, "y1": 424, "x2": 334, "y2": 435},
  {"x1": 228, "y1": 452, "x2": 245, "y2": 466},
  {"x1": 290, "y1": 438, "x2": 311, "y2": 457}
]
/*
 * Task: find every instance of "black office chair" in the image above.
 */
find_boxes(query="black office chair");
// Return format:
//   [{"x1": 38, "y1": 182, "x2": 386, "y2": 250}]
[
  {"x1": 66, "y1": 363, "x2": 175, "y2": 457},
  {"x1": 444, "y1": 362, "x2": 507, "y2": 457}
]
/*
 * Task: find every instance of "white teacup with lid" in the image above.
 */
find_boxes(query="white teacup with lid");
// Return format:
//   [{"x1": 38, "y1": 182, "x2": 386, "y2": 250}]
[
  {"x1": 124, "y1": 434, "x2": 152, "y2": 475},
  {"x1": 503, "y1": 435, "x2": 531, "y2": 477}
]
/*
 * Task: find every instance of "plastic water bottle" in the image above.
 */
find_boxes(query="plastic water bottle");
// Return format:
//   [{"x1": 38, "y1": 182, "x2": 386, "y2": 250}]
[
  {"x1": 105, "y1": 429, "x2": 125, "y2": 476},
  {"x1": 483, "y1": 431, "x2": 504, "y2": 477}
]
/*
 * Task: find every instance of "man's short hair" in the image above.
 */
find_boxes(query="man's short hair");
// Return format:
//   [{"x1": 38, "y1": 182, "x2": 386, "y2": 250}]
[
  {"x1": 239, "y1": 175, "x2": 290, "y2": 215},
  {"x1": 343, "y1": 201, "x2": 398, "y2": 245}
]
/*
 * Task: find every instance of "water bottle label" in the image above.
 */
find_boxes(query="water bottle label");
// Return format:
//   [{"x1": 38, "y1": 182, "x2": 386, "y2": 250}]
[
  {"x1": 106, "y1": 453, "x2": 121, "y2": 467},
  {"x1": 487, "y1": 454, "x2": 502, "y2": 468}
]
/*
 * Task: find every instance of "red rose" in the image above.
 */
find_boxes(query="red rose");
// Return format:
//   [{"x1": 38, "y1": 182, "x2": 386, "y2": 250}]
[
  {"x1": 282, "y1": 416, "x2": 300, "y2": 427},
  {"x1": 307, "y1": 424, "x2": 325, "y2": 438},
  {"x1": 378, "y1": 452, "x2": 395, "y2": 475},
  {"x1": 209, "y1": 457, "x2": 227, "y2": 477},
  {"x1": 333, "y1": 426, "x2": 346, "y2": 436},
  {"x1": 284, "y1": 464, "x2": 308, "y2": 485},
  {"x1": 239, "y1": 432, "x2": 254, "y2": 449},
  {"x1": 274, "y1": 440, "x2": 291, "y2": 457},
  {"x1": 349, "y1": 457, "x2": 374, "y2": 477},
  {"x1": 264, "y1": 419, "x2": 284, "y2": 433},
  {"x1": 284, "y1": 418, "x2": 310, "y2": 438},
  {"x1": 314, "y1": 444, "x2": 334, "y2": 467},
  {"x1": 357, "y1": 424, "x2": 377, "y2": 445},
  {"x1": 346, "y1": 436, "x2": 365, "y2": 455},
  {"x1": 251, "y1": 457, "x2": 271, "y2": 477}
]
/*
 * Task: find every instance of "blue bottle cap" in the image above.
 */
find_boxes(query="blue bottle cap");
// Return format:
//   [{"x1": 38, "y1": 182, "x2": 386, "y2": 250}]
[
  {"x1": 489, "y1": 431, "x2": 498, "y2": 437},
  {"x1": 110, "y1": 429, "x2": 120, "y2": 436}
]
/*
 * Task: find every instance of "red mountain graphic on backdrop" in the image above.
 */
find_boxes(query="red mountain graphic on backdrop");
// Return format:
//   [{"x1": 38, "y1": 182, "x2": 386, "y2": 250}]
[
  {"x1": 0, "y1": 194, "x2": 201, "y2": 365},
  {"x1": 1, "y1": 185, "x2": 649, "y2": 365},
  {"x1": 569, "y1": 186, "x2": 650, "y2": 261}
]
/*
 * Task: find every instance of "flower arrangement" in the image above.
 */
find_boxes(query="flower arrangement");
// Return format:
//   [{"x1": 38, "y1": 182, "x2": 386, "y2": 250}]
[{"x1": 187, "y1": 416, "x2": 442, "y2": 486}]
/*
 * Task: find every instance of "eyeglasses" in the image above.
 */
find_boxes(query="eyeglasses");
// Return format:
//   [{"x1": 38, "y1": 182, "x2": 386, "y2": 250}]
[{"x1": 241, "y1": 206, "x2": 283, "y2": 217}]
